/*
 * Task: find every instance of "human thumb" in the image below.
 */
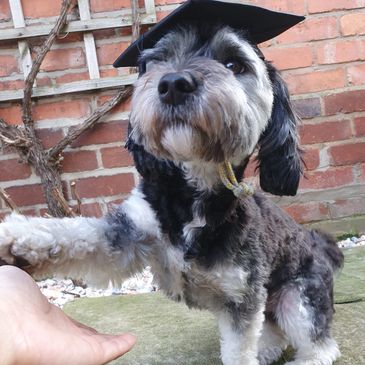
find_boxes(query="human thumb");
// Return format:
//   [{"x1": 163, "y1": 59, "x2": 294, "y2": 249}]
[{"x1": 99, "y1": 333, "x2": 136, "y2": 364}]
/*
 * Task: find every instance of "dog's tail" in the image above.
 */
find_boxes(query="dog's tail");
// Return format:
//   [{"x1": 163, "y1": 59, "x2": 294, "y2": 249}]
[{"x1": 311, "y1": 229, "x2": 344, "y2": 271}]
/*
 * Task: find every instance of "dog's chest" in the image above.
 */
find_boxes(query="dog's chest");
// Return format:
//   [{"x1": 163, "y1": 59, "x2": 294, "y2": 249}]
[{"x1": 151, "y1": 243, "x2": 249, "y2": 310}]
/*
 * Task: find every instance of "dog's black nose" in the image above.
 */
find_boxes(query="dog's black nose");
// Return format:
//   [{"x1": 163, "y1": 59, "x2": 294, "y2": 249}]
[{"x1": 158, "y1": 73, "x2": 197, "y2": 105}]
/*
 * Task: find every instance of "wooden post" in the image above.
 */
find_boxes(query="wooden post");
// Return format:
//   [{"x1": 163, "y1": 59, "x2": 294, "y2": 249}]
[
  {"x1": 9, "y1": 0, "x2": 35, "y2": 82},
  {"x1": 78, "y1": 0, "x2": 100, "y2": 79}
]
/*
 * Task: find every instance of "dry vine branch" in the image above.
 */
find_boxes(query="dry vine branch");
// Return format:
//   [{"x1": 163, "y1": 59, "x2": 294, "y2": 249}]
[
  {"x1": 22, "y1": 0, "x2": 76, "y2": 125},
  {"x1": 0, "y1": 0, "x2": 138, "y2": 218},
  {"x1": 0, "y1": 0, "x2": 76, "y2": 217}
]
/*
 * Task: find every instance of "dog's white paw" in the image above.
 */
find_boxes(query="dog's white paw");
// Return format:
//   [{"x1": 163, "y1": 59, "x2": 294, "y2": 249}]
[{"x1": 0, "y1": 213, "x2": 58, "y2": 269}]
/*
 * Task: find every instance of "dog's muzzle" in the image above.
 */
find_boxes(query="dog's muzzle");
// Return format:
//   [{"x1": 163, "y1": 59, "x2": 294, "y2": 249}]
[{"x1": 158, "y1": 72, "x2": 198, "y2": 106}]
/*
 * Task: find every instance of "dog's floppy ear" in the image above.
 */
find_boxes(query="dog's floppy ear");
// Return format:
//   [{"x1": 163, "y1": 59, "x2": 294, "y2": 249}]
[{"x1": 257, "y1": 64, "x2": 302, "y2": 196}]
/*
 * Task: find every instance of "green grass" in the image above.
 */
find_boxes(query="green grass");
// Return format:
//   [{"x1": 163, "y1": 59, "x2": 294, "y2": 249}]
[
  {"x1": 336, "y1": 232, "x2": 359, "y2": 241},
  {"x1": 64, "y1": 247, "x2": 365, "y2": 365}
]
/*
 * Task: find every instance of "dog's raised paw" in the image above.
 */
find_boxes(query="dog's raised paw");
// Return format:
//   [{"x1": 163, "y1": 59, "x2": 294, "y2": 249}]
[{"x1": 0, "y1": 214, "x2": 52, "y2": 269}]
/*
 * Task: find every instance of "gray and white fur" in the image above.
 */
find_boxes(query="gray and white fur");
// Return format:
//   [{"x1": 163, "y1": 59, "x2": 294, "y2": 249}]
[{"x1": 0, "y1": 25, "x2": 343, "y2": 365}]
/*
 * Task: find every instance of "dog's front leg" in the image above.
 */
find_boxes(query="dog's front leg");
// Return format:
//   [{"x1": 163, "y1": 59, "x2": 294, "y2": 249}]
[
  {"x1": 217, "y1": 304, "x2": 265, "y2": 365},
  {"x1": 0, "y1": 188, "x2": 160, "y2": 286}
]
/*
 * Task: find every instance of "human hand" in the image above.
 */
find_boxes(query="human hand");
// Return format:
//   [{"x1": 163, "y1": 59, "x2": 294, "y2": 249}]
[{"x1": 0, "y1": 266, "x2": 135, "y2": 365}]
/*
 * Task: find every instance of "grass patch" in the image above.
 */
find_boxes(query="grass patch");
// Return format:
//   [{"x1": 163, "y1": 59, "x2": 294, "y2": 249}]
[{"x1": 65, "y1": 247, "x2": 365, "y2": 364}]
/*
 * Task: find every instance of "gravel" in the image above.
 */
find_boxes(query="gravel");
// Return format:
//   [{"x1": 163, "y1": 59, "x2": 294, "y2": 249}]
[
  {"x1": 337, "y1": 235, "x2": 365, "y2": 249},
  {"x1": 39, "y1": 235, "x2": 365, "y2": 307},
  {"x1": 38, "y1": 267, "x2": 157, "y2": 308}
]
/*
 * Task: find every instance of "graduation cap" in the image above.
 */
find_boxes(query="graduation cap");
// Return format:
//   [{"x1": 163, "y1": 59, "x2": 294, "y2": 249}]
[{"x1": 113, "y1": 0, "x2": 304, "y2": 67}]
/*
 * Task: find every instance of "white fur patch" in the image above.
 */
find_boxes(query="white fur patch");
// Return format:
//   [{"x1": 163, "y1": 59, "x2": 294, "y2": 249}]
[
  {"x1": 217, "y1": 306, "x2": 265, "y2": 365},
  {"x1": 274, "y1": 284, "x2": 314, "y2": 349},
  {"x1": 286, "y1": 337, "x2": 340, "y2": 365},
  {"x1": 122, "y1": 187, "x2": 162, "y2": 239},
  {"x1": 161, "y1": 125, "x2": 195, "y2": 161},
  {"x1": 182, "y1": 161, "x2": 221, "y2": 191}
]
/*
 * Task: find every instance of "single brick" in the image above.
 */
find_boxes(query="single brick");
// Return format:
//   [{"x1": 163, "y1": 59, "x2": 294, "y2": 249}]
[
  {"x1": 90, "y1": 0, "x2": 130, "y2": 12},
  {"x1": 0, "y1": 104, "x2": 23, "y2": 125},
  {"x1": 73, "y1": 173, "x2": 135, "y2": 199},
  {"x1": 308, "y1": 0, "x2": 365, "y2": 14},
  {"x1": 329, "y1": 198, "x2": 365, "y2": 219},
  {"x1": 299, "y1": 166, "x2": 353, "y2": 190},
  {"x1": 101, "y1": 146, "x2": 134, "y2": 168},
  {"x1": 36, "y1": 128, "x2": 64, "y2": 149},
  {"x1": 329, "y1": 142, "x2": 365, "y2": 166},
  {"x1": 75, "y1": 202, "x2": 103, "y2": 218},
  {"x1": 100, "y1": 68, "x2": 119, "y2": 78},
  {"x1": 292, "y1": 98, "x2": 321, "y2": 119},
  {"x1": 96, "y1": 42, "x2": 129, "y2": 67},
  {"x1": 40, "y1": 48, "x2": 86, "y2": 72},
  {"x1": 97, "y1": 95, "x2": 131, "y2": 112},
  {"x1": 0, "y1": 55, "x2": 18, "y2": 77},
  {"x1": 276, "y1": 17, "x2": 338, "y2": 44},
  {"x1": 341, "y1": 13, "x2": 365, "y2": 36},
  {"x1": 283, "y1": 202, "x2": 330, "y2": 224},
  {"x1": 0, "y1": 159, "x2": 32, "y2": 182},
  {"x1": 249, "y1": 0, "x2": 306, "y2": 14},
  {"x1": 22, "y1": 0, "x2": 63, "y2": 18},
  {"x1": 324, "y1": 90, "x2": 365, "y2": 115},
  {"x1": 285, "y1": 68, "x2": 345, "y2": 95},
  {"x1": 263, "y1": 46, "x2": 312, "y2": 70},
  {"x1": 93, "y1": 29, "x2": 117, "y2": 41},
  {"x1": 155, "y1": 0, "x2": 183, "y2": 5},
  {"x1": 71, "y1": 120, "x2": 128, "y2": 147},
  {"x1": 0, "y1": 1, "x2": 10, "y2": 20},
  {"x1": 317, "y1": 39, "x2": 365, "y2": 65},
  {"x1": 55, "y1": 71, "x2": 90, "y2": 85},
  {"x1": 61, "y1": 150, "x2": 98, "y2": 173},
  {"x1": 0, "y1": 80, "x2": 24, "y2": 92},
  {"x1": 299, "y1": 120, "x2": 352, "y2": 144},
  {"x1": 36, "y1": 77, "x2": 52, "y2": 87},
  {"x1": 6, "y1": 184, "x2": 45, "y2": 207},
  {"x1": 33, "y1": 99, "x2": 91, "y2": 121},
  {"x1": 157, "y1": 10, "x2": 172, "y2": 22}
]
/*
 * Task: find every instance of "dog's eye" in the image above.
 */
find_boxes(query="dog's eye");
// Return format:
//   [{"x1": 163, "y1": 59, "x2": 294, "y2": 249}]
[{"x1": 224, "y1": 60, "x2": 246, "y2": 74}]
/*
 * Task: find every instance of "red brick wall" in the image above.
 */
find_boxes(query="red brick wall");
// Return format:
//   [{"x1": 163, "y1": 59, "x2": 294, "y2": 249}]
[{"x1": 0, "y1": 0, "x2": 365, "y2": 234}]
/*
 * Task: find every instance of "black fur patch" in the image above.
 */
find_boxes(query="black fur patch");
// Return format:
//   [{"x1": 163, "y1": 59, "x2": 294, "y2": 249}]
[{"x1": 257, "y1": 63, "x2": 303, "y2": 196}]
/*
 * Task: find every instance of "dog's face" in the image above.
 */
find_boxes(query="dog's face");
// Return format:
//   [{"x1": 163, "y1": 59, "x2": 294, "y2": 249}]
[
  {"x1": 130, "y1": 26, "x2": 273, "y2": 163},
  {"x1": 129, "y1": 24, "x2": 302, "y2": 196}
]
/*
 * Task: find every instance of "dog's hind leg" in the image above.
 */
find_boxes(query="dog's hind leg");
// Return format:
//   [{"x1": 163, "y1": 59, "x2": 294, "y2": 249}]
[
  {"x1": 0, "y1": 188, "x2": 160, "y2": 286},
  {"x1": 257, "y1": 319, "x2": 288, "y2": 365},
  {"x1": 273, "y1": 280, "x2": 340, "y2": 365}
]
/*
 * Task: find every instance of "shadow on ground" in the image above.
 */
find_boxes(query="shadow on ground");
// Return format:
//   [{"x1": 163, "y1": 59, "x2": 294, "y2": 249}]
[{"x1": 65, "y1": 247, "x2": 365, "y2": 365}]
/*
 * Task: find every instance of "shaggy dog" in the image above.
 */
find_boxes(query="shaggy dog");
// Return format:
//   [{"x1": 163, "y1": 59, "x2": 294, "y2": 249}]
[{"x1": 0, "y1": 21, "x2": 343, "y2": 365}]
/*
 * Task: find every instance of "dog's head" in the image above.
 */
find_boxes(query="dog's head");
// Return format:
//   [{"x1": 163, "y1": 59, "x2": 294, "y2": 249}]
[{"x1": 129, "y1": 25, "x2": 302, "y2": 196}]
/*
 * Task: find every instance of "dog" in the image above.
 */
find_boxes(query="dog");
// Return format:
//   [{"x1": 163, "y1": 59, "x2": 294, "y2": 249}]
[{"x1": 0, "y1": 22, "x2": 344, "y2": 365}]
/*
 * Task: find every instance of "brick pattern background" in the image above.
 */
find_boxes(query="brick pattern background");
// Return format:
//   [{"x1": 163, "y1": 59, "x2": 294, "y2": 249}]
[{"x1": 0, "y1": 0, "x2": 365, "y2": 235}]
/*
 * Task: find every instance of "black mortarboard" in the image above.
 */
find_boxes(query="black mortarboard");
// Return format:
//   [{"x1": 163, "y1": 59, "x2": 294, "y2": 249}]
[{"x1": 113, "y1": 0, "x2": 304, "y2": 67}]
